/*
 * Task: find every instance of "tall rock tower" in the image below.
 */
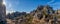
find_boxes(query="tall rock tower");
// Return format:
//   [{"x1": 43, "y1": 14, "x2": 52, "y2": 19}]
[{"x1": 0, "y1": 0, "x2": 6, "y2": 24}]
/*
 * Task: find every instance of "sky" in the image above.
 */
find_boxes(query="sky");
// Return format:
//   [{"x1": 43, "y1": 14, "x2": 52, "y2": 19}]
[{"x1": 3, "y1": 0, "x2": 60, "y2": 14}]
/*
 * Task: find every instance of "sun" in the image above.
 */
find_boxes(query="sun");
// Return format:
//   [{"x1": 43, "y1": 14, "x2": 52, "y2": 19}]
[
  {"x1": 3, "y1": 1, "x2": 6, "y2": 5},
  {"x1": 3, "y1": 0, "x2": 6, "y2": 5}
]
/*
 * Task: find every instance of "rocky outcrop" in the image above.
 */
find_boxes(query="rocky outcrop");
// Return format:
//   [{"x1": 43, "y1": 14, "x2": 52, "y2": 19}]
[
  {"x1": 6, "y1": 5, "x2": 60, "y2": 24},
  {"x1": 32, "y1": 5, "x2": 55, "y2": 24}
]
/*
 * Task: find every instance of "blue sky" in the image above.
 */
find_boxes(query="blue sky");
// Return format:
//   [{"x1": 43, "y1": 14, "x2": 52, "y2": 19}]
[{"x1": 3, "y1": 0, "x2": 60, "y2": 14}]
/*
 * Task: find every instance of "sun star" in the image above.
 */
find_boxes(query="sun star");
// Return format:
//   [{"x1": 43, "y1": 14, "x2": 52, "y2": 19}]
[{"x1": 3, "y1": 0, "x2": 6, "y2": 5}]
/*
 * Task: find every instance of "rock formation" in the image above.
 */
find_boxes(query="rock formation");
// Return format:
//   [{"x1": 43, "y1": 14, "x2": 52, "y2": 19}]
[
  {"x1": 0, "y1": 0, "x2": 6, "y2": 24},
  {"x1": 6, "y1": 5, "x2": 60, "y2": 24}
]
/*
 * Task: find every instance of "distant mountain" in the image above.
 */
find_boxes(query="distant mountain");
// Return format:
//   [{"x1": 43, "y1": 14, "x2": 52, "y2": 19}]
[
  {"x1": 6, "y1": 5, "x2": 60, "y2": 24},
  {"x1": 6, "y1": 12, "x2": 26, "y2": 19}
]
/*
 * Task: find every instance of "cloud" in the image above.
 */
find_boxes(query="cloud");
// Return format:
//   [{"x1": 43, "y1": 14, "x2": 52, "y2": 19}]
[
  {"x1": 6, "y1": 3, "x2": 15, "y2": 14},
  {"x1": 50, "y1": 2, "x2": 60, "y2": 5},
  {"x1": 47, "y1": 0, "x2": 55, "y2": 4},
  {"x1": 8, "y1": 3, "x2": 12, "y2": 8},
  {"x1": 6, "y1": 10, "x2": 15, "y2": 14}
]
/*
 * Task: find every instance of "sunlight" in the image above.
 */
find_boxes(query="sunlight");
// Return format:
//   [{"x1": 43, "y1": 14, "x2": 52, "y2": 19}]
[{"x1": 3, "y1": 0, "x2": 6, "y2": 5}]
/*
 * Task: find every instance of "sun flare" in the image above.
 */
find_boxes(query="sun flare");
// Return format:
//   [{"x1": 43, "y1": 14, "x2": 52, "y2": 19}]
[{"x1": 3, "y1": 0, "x2": 6, "y2": 5}]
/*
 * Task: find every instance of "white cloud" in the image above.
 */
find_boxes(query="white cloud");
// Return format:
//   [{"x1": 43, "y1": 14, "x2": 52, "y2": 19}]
[
  {"x1": 8, "y1": 3, "x2": 12, "y2": 8},
  {"x1": 50, "y1": 2, "x2": 60, "y2": 5},
  {"x1": 6, "y1": 10, "x2": 15, "y2": 14},
  {"x1": 27, "y1": 12, "x2": 30, "y2": 13},
  {"x1": 47, "y1": 0, "x2": 55, "y2": 4},
  {"x1": 6, "y1": 3, "x2": 15, "y2": 14}
]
